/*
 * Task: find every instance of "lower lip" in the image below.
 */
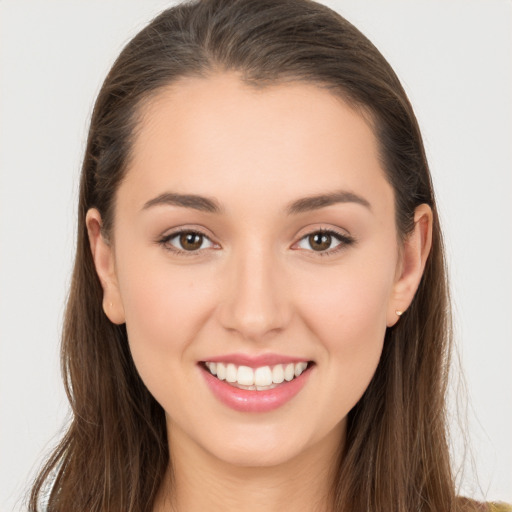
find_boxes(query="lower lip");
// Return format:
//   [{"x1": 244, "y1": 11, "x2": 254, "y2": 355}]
[{"x1": 200, "y1": 364, "x2": 312, "y2": 413}]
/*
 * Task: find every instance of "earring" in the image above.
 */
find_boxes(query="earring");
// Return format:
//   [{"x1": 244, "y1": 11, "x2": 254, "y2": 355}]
[{"x1": 395, "y1": 310, "x2": 403, "y2": 317}]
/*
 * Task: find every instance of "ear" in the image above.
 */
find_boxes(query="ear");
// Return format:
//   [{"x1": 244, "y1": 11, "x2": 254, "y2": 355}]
[
  {"x1": 86, "y1": 208, "x2": 126, "y2": 325},
  {"x1": 387, "y1": 204, "x2": 433, "y2": 327}
]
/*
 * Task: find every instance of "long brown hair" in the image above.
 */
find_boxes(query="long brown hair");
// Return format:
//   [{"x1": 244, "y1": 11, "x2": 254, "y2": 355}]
[{"x1": 30, "y1": 0, "x2": 468, "y2": 510}]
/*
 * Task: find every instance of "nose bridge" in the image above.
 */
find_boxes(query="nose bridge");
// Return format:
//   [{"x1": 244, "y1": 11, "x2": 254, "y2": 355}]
[{"x1": 219, "y1": 240, "x2": 290, "y2": 341}]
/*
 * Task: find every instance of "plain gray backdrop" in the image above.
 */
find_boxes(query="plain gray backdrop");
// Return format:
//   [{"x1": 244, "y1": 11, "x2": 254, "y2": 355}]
[{"x1": 1, "y1": 1, "x2": 511, "y2": 510}]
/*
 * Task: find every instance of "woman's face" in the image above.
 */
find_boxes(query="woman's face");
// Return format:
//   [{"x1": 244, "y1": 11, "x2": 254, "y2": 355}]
[{"x1": 89, "y1": 73, "x2": 427, "y2": 468}]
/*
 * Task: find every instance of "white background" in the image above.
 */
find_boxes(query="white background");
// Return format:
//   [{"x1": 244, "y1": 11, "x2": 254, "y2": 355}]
[{"x1": 0, "y1": 1, "x2": 510, "y2": 510}]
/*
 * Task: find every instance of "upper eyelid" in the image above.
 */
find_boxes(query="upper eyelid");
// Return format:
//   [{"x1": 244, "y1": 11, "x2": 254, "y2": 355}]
[
  {"x1": 161, "y1": 229, "x2": 216, "y2": 246},
  {"x1": 300, "y1": 227, "x2": 349, "y2": 238},
  {"x1": 159, "y1": 225, "x2": 215, "y2": 240},
  {"x1": 293, "y1": 226, "x2": 352, "y2": 243}
]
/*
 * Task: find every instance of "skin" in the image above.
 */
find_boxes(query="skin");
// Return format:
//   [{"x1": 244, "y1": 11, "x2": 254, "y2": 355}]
[{"x1": 87, "y1": 73, "x2": 432, "y2": 512}]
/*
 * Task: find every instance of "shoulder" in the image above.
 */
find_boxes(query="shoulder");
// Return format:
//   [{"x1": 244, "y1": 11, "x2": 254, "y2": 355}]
[
  {"x1": 488, "y1": 503, "x2": 512, "y2": 512},
  {"x1": 457, "y1": 498, "x2": 512, "y2": 512}
]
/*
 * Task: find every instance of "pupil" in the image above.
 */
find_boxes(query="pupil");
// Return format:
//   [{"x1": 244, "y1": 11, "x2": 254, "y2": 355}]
[
  {"x1": 180, "y1": 232, "x2": 202, "y2": 250},
  {"x1": 310, "y1": 233, "x2": 331, "y2": 251}
]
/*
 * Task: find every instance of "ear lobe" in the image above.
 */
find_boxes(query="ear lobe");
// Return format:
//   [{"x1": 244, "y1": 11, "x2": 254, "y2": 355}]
[
  {"x1": 86, "y1": 208, "x2": 125, "y2": 325},
  {"x1": 387, "y1": 204, "x2": 433, "y2": 327}
]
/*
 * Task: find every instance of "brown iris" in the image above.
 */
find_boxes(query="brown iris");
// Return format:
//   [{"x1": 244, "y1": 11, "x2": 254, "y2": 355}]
[
  {"x1": 309, "y1": 232, "x2": 332, "y2": 251},
  {"x1": 179, "y1": 232, "x2": 203, "y2": 251}
]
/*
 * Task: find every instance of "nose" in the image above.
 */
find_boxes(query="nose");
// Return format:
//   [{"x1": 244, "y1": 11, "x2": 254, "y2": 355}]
[{"x1": 217, "y1": 244, "x2": 292, "y2": 342}]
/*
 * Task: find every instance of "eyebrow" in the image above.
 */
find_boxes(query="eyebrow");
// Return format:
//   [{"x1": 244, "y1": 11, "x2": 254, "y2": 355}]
[
  {"x1": 142, "y1": 192, "x2": 223, "y2": 214},
  {"x1": 285, "y1": 190, "x2": 371, "y2": 215},
  {"x1": 141, "y1": 189, "x2": 371, "y2": 215}
]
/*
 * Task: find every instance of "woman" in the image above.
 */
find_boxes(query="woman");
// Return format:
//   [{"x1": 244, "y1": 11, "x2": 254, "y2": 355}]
[{"x1": 27, "y1": 0, "x2": 510, "y2": 510}]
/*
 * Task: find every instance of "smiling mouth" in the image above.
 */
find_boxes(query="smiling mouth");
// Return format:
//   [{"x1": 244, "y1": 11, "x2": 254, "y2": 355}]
[{"x1": 201, "y1": 361, "x2": 313, "y2": 391}]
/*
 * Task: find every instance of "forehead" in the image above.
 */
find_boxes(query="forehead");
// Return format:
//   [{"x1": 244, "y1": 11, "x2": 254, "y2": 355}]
[{"x1": 120, "y1": 72, "x2": 391, "y2": 214}]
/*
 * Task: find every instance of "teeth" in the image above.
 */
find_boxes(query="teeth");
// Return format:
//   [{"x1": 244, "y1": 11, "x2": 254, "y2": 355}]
[
  {"x1": 226, "y1": 363, "x2": 237, "y2": 383},
  {"x1": 205, "y1": 361, "x2": 309, "y2": 388},
  {"x1": 295, "y1": 361, "x2": 308, "y2": 377},
  {"x1": 237, "y1": 365, "x2": 254, "y2": 386},
  {"x1": 254, "y1": 366, "x2": 273, "y2": 386},
  {"x1": 284, "y1": 363, "x2": 295, "y2": 381},
  {"x1": 216, "y1": 362, "x2": 226, "y2": 380},
  {"x1": 272, "y1": 364, "x2": 284, "y2": 384}
]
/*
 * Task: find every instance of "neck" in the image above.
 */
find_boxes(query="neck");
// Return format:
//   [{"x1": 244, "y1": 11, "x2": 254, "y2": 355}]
[{"x1": 154, "y1": 422, "x2": 345, "y2": 512}]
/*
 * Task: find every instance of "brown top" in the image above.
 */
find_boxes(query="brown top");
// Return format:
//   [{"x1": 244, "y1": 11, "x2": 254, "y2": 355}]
[
  {"x1": 489, "y1": 503, "x2": 512, "y2": 512},
  {"x1": 458, "y1": 498, "x2": 512, "y2": 512}
]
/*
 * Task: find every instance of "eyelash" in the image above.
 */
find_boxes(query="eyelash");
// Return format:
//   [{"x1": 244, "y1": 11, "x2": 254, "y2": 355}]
[
  {"x1": 158, "y1": 228, "x2": 216, "y2": 257},
  {"x1": 157, "y1": 228, "x2": 355, "y2": 257},
  {"x1": 295, "y1": 228, "x2": 355, "y2": 257}
]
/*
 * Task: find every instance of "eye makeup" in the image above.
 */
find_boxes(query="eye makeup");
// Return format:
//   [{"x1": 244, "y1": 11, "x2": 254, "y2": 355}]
[
  {"x1": 157, "y1": 226, "x2": 355, "y2": 258},
  {"x1": 293, "y1": 228, "x2": 355, "y2": 257},
  {"x1": 157, "y1": 228, "x2": 218, "y2": 257}
]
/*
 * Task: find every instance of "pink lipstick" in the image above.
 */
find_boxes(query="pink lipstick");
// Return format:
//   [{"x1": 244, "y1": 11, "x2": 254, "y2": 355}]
[{"x1": 199, "y1": 355, "x2": 313, "y2": 412}]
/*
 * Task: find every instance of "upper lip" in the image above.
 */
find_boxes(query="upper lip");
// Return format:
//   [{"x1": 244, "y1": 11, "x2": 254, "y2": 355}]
[{"x1": 200, "y1": 353, "x2": 311, "y2": 368}]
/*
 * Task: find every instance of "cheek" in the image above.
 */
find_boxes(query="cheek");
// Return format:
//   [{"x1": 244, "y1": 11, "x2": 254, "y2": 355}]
[
  {"x1": 298, "y1": 258, "x2": 394, "y2": 343},
  {"x1": 115, "y1": 249, "x2": 217, "y2": 373},
  {"x1": 296, "y1": 258, "x2": 394, "y2": 407}
]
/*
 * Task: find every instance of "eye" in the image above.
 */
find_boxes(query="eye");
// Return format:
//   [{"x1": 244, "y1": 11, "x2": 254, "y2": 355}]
[
  {"x1": 159, "y1": 230, "x2": 216, "y2": 253},
  {"x1": 295, "y1": 229, "x2": 354, "y2": 255}
]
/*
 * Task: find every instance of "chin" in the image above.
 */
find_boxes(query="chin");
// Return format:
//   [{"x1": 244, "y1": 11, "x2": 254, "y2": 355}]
[
  {"x1": 208, "y1": 439, "x2": 306, "y2": 468},
  {"x1": 197, "y1": 420, "x2": 335, "y2": 469}
]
